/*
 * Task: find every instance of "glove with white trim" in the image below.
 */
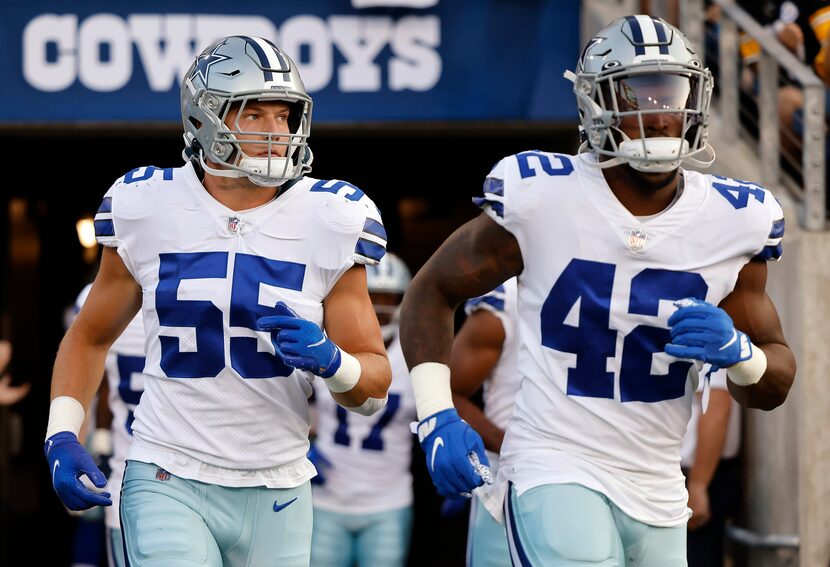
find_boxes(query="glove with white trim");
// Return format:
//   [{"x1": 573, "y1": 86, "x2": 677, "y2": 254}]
[
  {"x1": 44, "y1": 431, "x2": 112, "y2": 511},
  {"x1": 257, "y1": 302, "x2": 342, "y2": 378},
  {"x1": 417, "y1": 408, "x2": 491, "y2": 500},
  {"x1": 665, "y1": 298, "x2": 753, "y2": 370}
]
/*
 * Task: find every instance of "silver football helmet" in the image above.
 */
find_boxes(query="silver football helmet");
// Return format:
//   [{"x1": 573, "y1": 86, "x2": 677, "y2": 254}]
[
  {"x1": 181, "y1": 36, "x2": 313, "y2": 186},
  {"x1": 367, "y1": 253, "x2": 412, "y2": 342},
  {"x1": 566, "y1": 15, "x2": 715, "y2": 172}
]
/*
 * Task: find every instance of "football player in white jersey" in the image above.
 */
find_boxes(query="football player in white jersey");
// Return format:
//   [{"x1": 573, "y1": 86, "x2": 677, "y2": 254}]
[
  {"x1": 450, "y1": 278, "x2": 521, "y2": 567},
  {"x1": 44, "y1": 36, "x2": 391, "y2": 567},
  {"x1": 75, "y1": 282, "x2": 147, "y2": 567},
  {"x1": 400, "y1": 15, "x2": 796, "y2": 566},
  {"x1": 309, "y1": 253, "x2": 417, "y2": 567}
]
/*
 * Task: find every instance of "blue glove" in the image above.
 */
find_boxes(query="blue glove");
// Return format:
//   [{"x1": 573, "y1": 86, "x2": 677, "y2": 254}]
[
  {"x1": 665, "y1": 298, "x2": 752, "y2": 369},
  {"x1": 417, "y1": 408, "x2": 491, "y2": 500},
  {"x1": 44, "y1": 431, "x2": 112, "y2": 511},
  {"x1": 257, "y1": 302, "x2": 342, "y2": 378},
  {"x1": 307, "y1": 443, "x2": 332, "y2": 486}
]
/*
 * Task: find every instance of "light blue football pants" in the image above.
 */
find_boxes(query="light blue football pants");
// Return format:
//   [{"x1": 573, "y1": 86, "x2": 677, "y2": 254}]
[
  {"x1": 310, "y1": 506, "x2": 413, "y2": 567},
  {"x1": 120, "y1": 460, "x2": 312, "y2": 566},
  {"x1": 504, "y1": 483, "x2": 687, "y2": 566},
  {"x1": 468, "y1": 494, "x2": 511, "y2": 567}
]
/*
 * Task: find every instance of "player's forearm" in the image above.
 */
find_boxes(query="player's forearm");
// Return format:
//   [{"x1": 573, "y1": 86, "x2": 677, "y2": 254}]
[
  {"x1": 728, "y1": 342, "x2": 796, "y2": 410},
  {"x1": 51, "y1": 327, "x2": 109, "y2": 409},
  {"x1": 399, "y1": 278, "x2": 457, "y2": 368},
  {"x1": 452, "y1": 393, "x2": 504, "y2": 453},
  {"x1": 329, "y1": 351, "x2": 391, "y2": 408}
]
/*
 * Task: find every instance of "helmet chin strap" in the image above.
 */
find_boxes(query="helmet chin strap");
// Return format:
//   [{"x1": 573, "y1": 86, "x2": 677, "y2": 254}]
[
  {"x1": 197, "y1": 151, "x2": 292, "y2": 187},
  {"x1": 580, "y1": 132, "x2": 716, "y2": 172}
]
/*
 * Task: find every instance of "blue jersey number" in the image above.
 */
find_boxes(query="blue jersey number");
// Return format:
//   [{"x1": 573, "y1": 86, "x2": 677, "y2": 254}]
[
  {"x1": 712, "y1": 176, "x2": 765, "y2": 209},
  {"x1": 516, "y1": 152, "x2": 574, "y2": 179},
  {"x1": 156, "y1": 252, "x2": 305, "y2": 379},
  {"x1": 333, "y1": 393, "x2": 401, "y2": 451},
  {"x1": 115, "y1": 354, "x2": 146, "y2": 435},
  {"x1": 541, "y1": 259, "x2": 708, "y2": 402}
]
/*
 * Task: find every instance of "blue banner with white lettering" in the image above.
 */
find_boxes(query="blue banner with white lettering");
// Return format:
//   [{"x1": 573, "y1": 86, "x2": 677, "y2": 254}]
[{"x1": 1, "y1": 1, "x2": 579, "y2": 123}]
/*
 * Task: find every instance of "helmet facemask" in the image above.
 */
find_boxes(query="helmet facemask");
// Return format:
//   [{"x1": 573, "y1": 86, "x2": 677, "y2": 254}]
[{"x1": 195, "y1": 93, "x2": 312, "y2": 187}]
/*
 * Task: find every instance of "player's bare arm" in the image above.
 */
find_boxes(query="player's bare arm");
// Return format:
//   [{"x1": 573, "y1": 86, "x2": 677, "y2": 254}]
[
  {"x1": 450, "y1": 309, "x2": 507, "y2": 452},
  {"x1": 400, "y1": 213, "x2": 520, "y2": 499},
  {"x1": 51, "y1": 246, "x2": 142, "y2": 410},
  {"x1": 324, "y1": 265, "x2": 392, "y2": 407},
  {"x1": 400, "y1": 213, "x2": 522, "y2": 369},
  {"x1": 719, "y1": 261, "x2": 796, "y2": 410}
]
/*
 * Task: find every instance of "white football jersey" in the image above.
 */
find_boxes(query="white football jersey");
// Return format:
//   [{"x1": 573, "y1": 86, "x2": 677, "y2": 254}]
[
  {"x1": 94, "y1": 162, "x2": 386, "y2": 488},
  {"x1": 76, "y1": 283, "x2": 147, "y2": 529},
  {"x1": 475, "y1": 151, "x2": 783, "y2": 527},
  {"x1": 311, "y1": 334, "x2": 417, "y2": 514}
]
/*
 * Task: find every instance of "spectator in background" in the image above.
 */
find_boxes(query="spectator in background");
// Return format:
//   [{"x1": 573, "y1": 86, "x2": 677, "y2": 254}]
[
  {"x1": 0, "y1": 341, "x2": 29, "y2": 406},
  {"x1": 681, "y1": 370, "x2": 742, "y2": 567},
  {"x1": 309, "y1": 253, "x2": 416, "y2": 567},
  {"x1": 777, "y1": 1, "x2": 830, "y2": 125},
  {"x1": 449, "y1": 279, "x2": 520, "y2": 567}
]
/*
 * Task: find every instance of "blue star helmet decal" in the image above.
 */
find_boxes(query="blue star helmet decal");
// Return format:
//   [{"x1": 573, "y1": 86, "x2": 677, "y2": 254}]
[{"x1": 191, "y1": 40, "x2": 231, "y2": 88}]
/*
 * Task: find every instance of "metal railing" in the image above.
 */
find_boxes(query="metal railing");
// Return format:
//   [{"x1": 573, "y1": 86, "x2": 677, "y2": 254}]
[{"x1": 704, "y1": 0, "x2": 827, "y2": 231}]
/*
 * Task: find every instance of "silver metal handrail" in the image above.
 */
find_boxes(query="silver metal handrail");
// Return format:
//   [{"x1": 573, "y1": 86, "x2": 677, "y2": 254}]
[{"x1": 726, "y1": 525, "x2": 800, "y2": 550}]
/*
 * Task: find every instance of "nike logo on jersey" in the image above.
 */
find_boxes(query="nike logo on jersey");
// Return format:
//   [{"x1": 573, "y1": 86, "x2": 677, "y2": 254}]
[
  {"x1": 430, "y1": 437, "x2": 444, "y2": 472},
  {"x1": 417, "y1": 417, "x2": 436, "y2": 443},
  {"x1": 52, "y1": 460, "x2": 60, "y2": 487},
  {"x1": 273, "y1": 497, "x2": 298, "y2": 513}
]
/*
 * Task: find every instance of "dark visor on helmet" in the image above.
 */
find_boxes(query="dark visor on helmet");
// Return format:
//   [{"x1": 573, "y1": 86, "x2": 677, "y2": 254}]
[{"x1": 603, "y1": 73, "x2": 697, "y2": 113}]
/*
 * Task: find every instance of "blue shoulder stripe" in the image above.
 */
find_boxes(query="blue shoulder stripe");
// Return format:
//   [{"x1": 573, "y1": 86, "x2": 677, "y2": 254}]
[
  {"x1": 94, "y1": 219, "x2": 114, "y2": 238},
  {"x1": 355, "y1": 238, "x2": 385, "y2": 262},
  {"x1": 362, "y1": 218, "x2": 387, "y2": 241},
  {"x1": 482, "y1": 177, "x2": 504, "y2": 197},
  {"x1": 466, "y1": 294, "x2": 505, "y2": 312},
  {"x1": 753, "y1": 243, "x2": 783, "y2": 261},
  {"x1": 97, "y1": 197, "x2": 112, "y2": 215},
  {"x1": 769, "y1": 218, "x2": 785, "y2": 239},
  {"x1": 473, "y1": 196, "x2": 504, "y2": 218}
]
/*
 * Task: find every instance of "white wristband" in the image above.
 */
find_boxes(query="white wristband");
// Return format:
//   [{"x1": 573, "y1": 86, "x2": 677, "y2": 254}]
[
  {"x1": 410, "y1": 362, "x2": 454, "y2": 421},
  {"x1": 324, "y1": 350, "x2": 362, "y2": 393},
  {"x1": 45, "y1": 396, "x2": 86, "y2": 440},
  {"x1": 727, "y1": 343, "x2": 768, "y2": 386}
]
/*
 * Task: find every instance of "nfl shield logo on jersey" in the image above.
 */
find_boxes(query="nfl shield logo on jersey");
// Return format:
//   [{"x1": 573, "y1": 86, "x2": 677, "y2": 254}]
[
  {"x1": 627, "y1": 228, "x2": 647, "y2": 251},
  {"x1": 228, "y1": 217, "x2": 240, "y2": 233}
]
